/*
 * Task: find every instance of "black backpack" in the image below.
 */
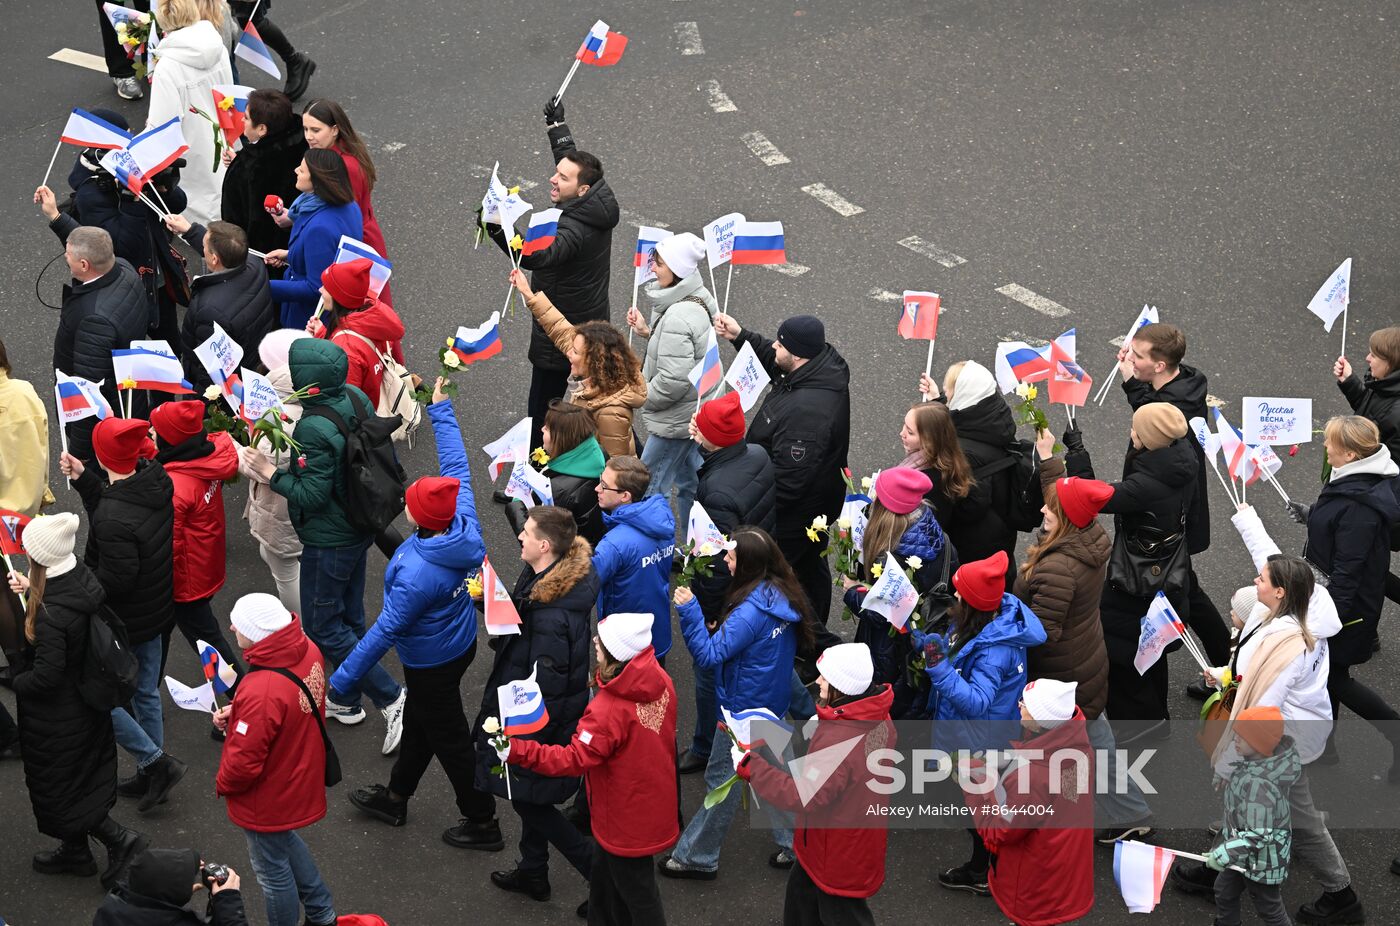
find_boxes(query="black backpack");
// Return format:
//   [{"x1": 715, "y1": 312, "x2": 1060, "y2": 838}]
[
  {"x1": 303, "y1": 389, "x2": 406, "y2": 535},
  {"x1": 972, "y1": 438, "x2": 1042, "y2": 532},
  {"x1": 77, "y1": 606, "x2": 139, "y2": 712}
]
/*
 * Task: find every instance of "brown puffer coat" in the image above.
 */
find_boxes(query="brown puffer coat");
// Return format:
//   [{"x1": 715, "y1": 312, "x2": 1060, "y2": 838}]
[{"x1": 1012, "y1": 457, "x2": 1111, "y2": 720}]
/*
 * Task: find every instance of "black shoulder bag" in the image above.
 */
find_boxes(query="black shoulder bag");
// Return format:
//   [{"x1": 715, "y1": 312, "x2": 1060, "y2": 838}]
[
  {"x1": 245, "y1": 666, "x2": 343, "y2": 787},
  {"x1": 1107, "y1": 512, "x2": 1190, "y2": 602}
]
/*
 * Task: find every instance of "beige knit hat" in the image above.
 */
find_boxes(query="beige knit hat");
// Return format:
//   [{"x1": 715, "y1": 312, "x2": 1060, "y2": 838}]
[{"x1": 1132, "y1": 402, "x2": 1188, "y2": 451}]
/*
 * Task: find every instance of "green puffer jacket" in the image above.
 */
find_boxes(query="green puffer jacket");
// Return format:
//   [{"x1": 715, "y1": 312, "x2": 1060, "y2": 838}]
[
  {"x1": 269, "y1": 338, "x2": 375, "y2": 549},
  {"x1": 1208, "y1": 736, "x2": 1301, "y2": 885},
  {"x1": 639, "y1": 273, "x2": 719, "y2": 438}
]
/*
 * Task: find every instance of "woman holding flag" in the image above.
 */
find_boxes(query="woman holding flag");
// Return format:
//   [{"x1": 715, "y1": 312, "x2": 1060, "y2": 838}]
[{"x1": 505, "y1": 400, "x2": 606, "y2": 545}]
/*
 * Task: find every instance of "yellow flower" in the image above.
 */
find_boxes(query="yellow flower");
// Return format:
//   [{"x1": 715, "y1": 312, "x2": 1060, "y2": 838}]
[
  {"x1": 508, "y1": 186, "x2": 521, "y2": 195},
  {"x1": 1014, "y1": 383, "x2": 1030, "y2": 399},
  {"x1": 466, "y1": 575, "x2": 483, "y2": 599},
  {"x1": 509, "y1": 234, "x2": 524, "y2": 251},
  {"x1": 217, "y1": 95, "x2": 234, "y2": 111},
  {"x1": 119, "y1": 378, "x2": 138, "y2": 390},
  {"x1": 530, "y1": 447, "x2": 550, "y2": 466},
  {"x1": 871, "y1": 563, "x2": 884, "y2": 578},
  {"x1": 482, "y1": 716, "x2": 501, "y2": 735},
  {"x1": 805, "y1": 527, "x2": 819, "y2": 542},
  {"x1": 1026, "y1": 385, "x2": 1038, "y2": 401}
]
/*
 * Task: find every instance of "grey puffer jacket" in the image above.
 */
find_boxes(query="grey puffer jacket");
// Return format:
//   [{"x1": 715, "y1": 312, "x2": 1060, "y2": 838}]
[{"x1": 639, "y1": 274, "x2": 719, "y2": 438}]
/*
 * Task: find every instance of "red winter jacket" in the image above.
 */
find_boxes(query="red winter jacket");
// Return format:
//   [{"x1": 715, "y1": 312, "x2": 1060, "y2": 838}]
[
  {"x1": 164, "y1": 431, "x2": 239, "y2": 602},
  {"x1": 972, "y1": 709, "x2": 1095, "y2": 926},
  {"x1": 738, "y1": 684, "x2": 896, "y2": 898},
  {"x1": 216, "y1": 617, "x2": 328, "y2": 833},
  {"x1": 509, "y1": 647, "x2": 678, "y2": 857},
  {"x1": 327, "y1": 299, "x2": 404, "y2": 402}
]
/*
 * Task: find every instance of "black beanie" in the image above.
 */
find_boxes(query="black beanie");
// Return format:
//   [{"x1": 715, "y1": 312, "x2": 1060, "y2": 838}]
[
  {"x1": 776, "y1": 315, "x2": 825, "y2": 359},
  {"x1": 128, "y1": 848, "x2": 201, "y2": 906}
]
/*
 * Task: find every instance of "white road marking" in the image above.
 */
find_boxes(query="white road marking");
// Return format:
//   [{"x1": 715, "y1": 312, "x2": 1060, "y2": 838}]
[
  {"x1": 466, "y1": 164, "x2": 537, "y2": 190},
  {"x1": 868, "y1": 288, "x2": 903, "y2": 303},
  {"x1": 800, "y1": 183, "x2": 865, "y2": 217},
  {"x1": 762, "y1": 262, "x2": 809, "y2": 277},
  {"x1": 896, "y1": 236, "x2": 967, "y2": 268},
  {"x1": 996, "y1": 283, "x2": 1070, "y2": 318},
  {"x1": 50, "y1": 48, "x2": 107, "y2": 72},
  {"x1": 1003, "y1": 331, "x2": 1050, "y2": 347},
  {"x1": 1109, "y1": 334, "x2": 1128, "y2": 347},
  {"x1": 620, "y1": 210, "x2": 671, "y2": 230},
  {"x1": 382, "y1": 142, "x2": 406, "y2": 153},
  {"x1": 675, "y1": 22, "x2": 705, "y2": 55},
  {"x1": 701, "y1": 80, "x2": 737, "y2": 112},
  {"x1": 741, "y1": 132, "x2": 790, "y2": 166}
]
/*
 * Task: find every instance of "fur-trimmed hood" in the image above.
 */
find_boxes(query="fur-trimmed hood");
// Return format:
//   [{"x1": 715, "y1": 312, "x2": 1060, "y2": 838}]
[{"x1": 529, "y1": 536, "x2": 596, "y2": 604}]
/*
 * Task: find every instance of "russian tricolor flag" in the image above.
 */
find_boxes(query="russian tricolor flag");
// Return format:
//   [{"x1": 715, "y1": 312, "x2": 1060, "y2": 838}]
[
  {"x1": 197, "y1": 639, "x2": 238, "y2": 694},
  {"x1": 60, "y1": 108, "x2": 131, "y2": 150},
  {"x1": 1213, "y1": 408, "x2": 1249, "y2": 480},
  {"x1": 211, "y1": 84, "x2": 253, "y2": 148},
  {"x1": 335, "y1": 236, "x2": 392, "y2": 297},
  {"x1": 521, "y1": 209, "x2": 561, "y2": 256},
  {"x1": 500, "y1": 666, "x2": 549, "y2": 736},
  {"x1": 993, "y1": 340, "x2": 1052, "y2": 393},
  {"x1": 111, "y1": 346, "x2": 194, "y2": 394},
  {"x1": 729, "y1": 220, "x2": 786, "y2": 265},
  {"x1": 235, "y1": 21, "x2": 281, "y2": 79},
  {"x1": 575, "y1": 20, "x2": 628, "y2": 67},
  {"x1": 634, "y1": 225, "x2": 667, "y2": 286},
  {"x1": 897, "y1": 291, "x2": 939, "y2": 341},
  {"x1": 688, "y1": 328, "x2": 724, "y2": 399},
  {"x1": 449, "y1": 313, "x2": 503, "y2": 365},
  {"x1": 54, "y1": 370, "x2": 113, "y2": 423}
]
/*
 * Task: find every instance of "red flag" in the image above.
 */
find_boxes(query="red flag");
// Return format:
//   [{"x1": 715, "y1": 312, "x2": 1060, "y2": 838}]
[
  {"x1": 482, "y1": 556, "x2": 522, "y2": 633},
  {"x1": 1047, "y1": 340, "x2": 1094, "y2": 406},
  {"x1": 897, "y1": 291, "x2": 940, "y2": 341},
  {"x1": 0, "y1": 510, "x2": 31, "y2": 556}
]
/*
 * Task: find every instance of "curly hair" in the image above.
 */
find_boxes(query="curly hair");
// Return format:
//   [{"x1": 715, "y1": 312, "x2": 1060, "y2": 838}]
[{"x1": 575, "y1": 321, "x2": 641, "y2": 396}]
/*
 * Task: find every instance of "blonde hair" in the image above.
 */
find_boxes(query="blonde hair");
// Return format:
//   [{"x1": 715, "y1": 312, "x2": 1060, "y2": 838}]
[
  {"x1": 194, "y1": 0, "x2": 226, "y2": 28},
  {"x1": 1324, "y1": 415, "x2": 1381, "y2": 459},
  {"x1": 943, "y1": 361, "x2": 966, "y2": 404},
  {"x1": 157, "y1": 0, "x2": 202, "y2": 30},
  {"x1": 860, "y1": 501, "x2": 920, "y2": 583}
]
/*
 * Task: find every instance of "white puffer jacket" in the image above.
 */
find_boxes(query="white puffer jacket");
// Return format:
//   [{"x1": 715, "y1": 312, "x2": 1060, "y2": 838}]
[
  {"x1": 242, "y1": 364, "x2": 303, "y2": 558},
  {"x1": 146, "y1": 20, "x2": 232, "y2": 225}
]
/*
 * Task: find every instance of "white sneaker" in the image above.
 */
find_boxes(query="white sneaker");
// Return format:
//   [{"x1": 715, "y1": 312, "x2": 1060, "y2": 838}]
[
  {"x1": 112, "y1": 76, "x2": 143, "y2": 100},
  {"x1": 325, "y1": 699, "x2": 366, "y2": 725},
  {"x1": 381, "y1": 688, "x2": 407, "y2": 755}
]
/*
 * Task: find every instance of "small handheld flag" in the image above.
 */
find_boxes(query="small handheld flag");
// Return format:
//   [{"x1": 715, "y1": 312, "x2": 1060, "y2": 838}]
[
  {"x1": 634, "y1": 225, "x2": 669, "y2": 286},
  {"x1": 499, "y1": 665, "x2": 550, "y2": 735},
  {"x1": 235, "y1": 21, "x2": 281, "y2": 79},
  {"x1": 449, "y1": 313, "x2": 503, "y2": 366},
  {"x1": 111, "y1": 345, "x2": 194, "y2": 394},
  {"x1": 993, "y1": 340, "x2": 1051, "y2": 394},
  {"x1": 723, "y1": 340, "x2": 770, "y2": 411},
  {"x1": 1048, "y1": 328, "x2": 1094, "y2": 407},
  {"x1": 54, "y1": 371, "x2": 113, "y2": 423},
  {"x1": 481, "y1": 556, "x2": 523, "y2": 636},
  {"x1": 59, "y1": 108, "x2": 132, "y2": 150},
  {"x1": 210, "y1": 85, "x2": 253, "y2": 148},
  {"x1": 483, "y1": 417, "x2": 531, "y2": 480},
  {"x1": 688, "y1": 328, "x2": 724, "y2": 402},
  {"x1": 334, "y1": 236, "x2": 392, "y2": 297},
  {"x1": 164, "y1": 675, "x2": 216, "y2": 713},
  {"x1": 720, "y1": 706, "x2": 794, "y2": 754},
  {"x1": 1113, "y1": 840, "x2": 1175, "y2": 913},
  {"x1": 1306, "y1": 258, "x2": 1351, "y2": 334},
  {"x1": 575, "y1": 20, "x2": 628, "y2": 67},
  {"x1": 898, "y1": 291, "x2": 940, "y2": 341},
  {"x1": 197, "y1": 639, "x2": 238, "y2": 695},
  {"x1": 863, "y1": 552, "x2": 920, "y2": 632},
  {"x1": 1095, "y1": 304, "x2": 1160, "y2": 405},
  {"x1": 521, "y1": 209, "x2": 562, "y2": 256},
  {"x1": 729, "y1": 220, "x2": 786, "y2": 265},
  {"x1": 0, "y1": 510, "x2": 30, "y2": 557},
  {"x1": 1133, "y1": 592, "x2": 1187, "y2": 675},
  {"x1": 193, "y1": 322, "x2": 245, "y2": 413},
  {"x1": 685, "y1": 501, "x2": 732, "y2": 552}
]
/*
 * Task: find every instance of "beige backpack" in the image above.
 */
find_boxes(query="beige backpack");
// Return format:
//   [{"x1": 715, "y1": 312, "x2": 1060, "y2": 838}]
[{"x1": 332, "y1": 329, "x2": 422, "y2": 444}]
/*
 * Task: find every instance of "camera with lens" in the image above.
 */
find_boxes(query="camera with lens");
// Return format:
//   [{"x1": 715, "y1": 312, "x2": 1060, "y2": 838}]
[{"x1": 201, "y1": 862, "x2": 230, "y2": 886}]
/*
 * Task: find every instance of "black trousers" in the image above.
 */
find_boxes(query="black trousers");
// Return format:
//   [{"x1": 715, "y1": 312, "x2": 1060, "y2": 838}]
[
  {"x1": 1185, "y1": 566, "x2": 1232, "y2": 666},
  {"x1": 777, "y1": 528, "x2": 833, "y2": 625},
  {"x1": 388, "y1": 645, "x2": 495, "y2": 822},
  {"x1": 513, "y1": 799, "x2": 593, "y2": 878},
  {"x1": 784, "y1": 861, "x2": 875, "y2": 926},
  {"x1": 94, "y1": 0, "x2": 150, "y2": 78},
  {"x1": 0, "y1": 699, "x2": 16, "y2": 745},
  {"x1": 528, "y1": 366, "x2": 571, "y2": 454},
  {"x1": 588, "y1": 850, "x2": 666, "y2": 926},
  {"x1": 166, "y1": 597, "x2": 244, "y2": 683},
  {"x1": 1328, "y1": 662, "x2": 1400, "y2": 748}
]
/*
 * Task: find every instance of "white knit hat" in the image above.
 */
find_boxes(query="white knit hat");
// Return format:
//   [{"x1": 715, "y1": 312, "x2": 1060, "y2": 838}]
[
  {"x1": 1231, "y1": 586, "x2": 1259, "y2": 624},
  {"x1": 654, "y1": 232, "x2": 707, "y2": 281},
  {"x1": 258, "y1": 328, "x2": 312, "y2": 373},
  {"x1": 22, "y1": 513, "x2": 79, "y2": 575},
  {"x1": 230, "y1": 593, "x2": 293, "y2": 644},
  {"x1": 598, "y1": 612, "x2": 653, "y2": 661},
  {"x1": 1021, "y1": 678, "x2": 1077, "y2": 728},
  {"x1": 817, "y1": 643, "x2": 874, "y2": 697}
]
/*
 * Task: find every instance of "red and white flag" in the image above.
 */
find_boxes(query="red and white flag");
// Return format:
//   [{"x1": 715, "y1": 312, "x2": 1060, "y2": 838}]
[{"x1": 897, "y1": 291, "x2": 939, "y2": 341}]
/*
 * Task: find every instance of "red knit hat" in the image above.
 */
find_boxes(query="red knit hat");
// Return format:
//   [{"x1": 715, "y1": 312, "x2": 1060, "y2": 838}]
[
  {"x1": 875, "y1": 467, "x2": 932, "y2": 515},
  {"x1": 150, "y1": 400, "x2": 206, "y2": 445},
  {"x1": 406, "y1": 476, "x2": 459, "y2": 531},
  {"x1": 93, "y1": 417, "x2": 155, "y2": 475},
  {"x1": 695, "y1": 391, "x2": 745, "y2": 447},
  {"x1": 1055, "y1": 477, "x2": 1114, "y2": 529},
  {"x1": 321, "y1": 257, "x2": 372, "y2": 308},
  {"x1": 953, "y1": 550, "x2": 1009, "y2": 612}
]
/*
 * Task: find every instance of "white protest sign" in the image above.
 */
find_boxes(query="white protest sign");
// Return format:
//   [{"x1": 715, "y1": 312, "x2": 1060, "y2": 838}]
[
  {"x1": 484, "y1": 417, "x2": 531, "y2": 480},
  {"x1": 863, "y1": 552, "x2": 919, "y2": 631},
  {"x1": 239, "y1": 368, "x2": 283, "y2": 423},
  {"x1": 164, "y1": 675, "x2": 215, "y2": 713},
  {"x1": 1242, "y1": 397, "x2": 1312, "y2": 445},
  {"x1": 702, "y1": 212, "x2": 745, "y2": 268},
  {"x1": 193, "y1": 322, "x2": 243, "y2": 411},
  {"x1": 724, "y1": 340, "x2": 771, "y2": 411}
]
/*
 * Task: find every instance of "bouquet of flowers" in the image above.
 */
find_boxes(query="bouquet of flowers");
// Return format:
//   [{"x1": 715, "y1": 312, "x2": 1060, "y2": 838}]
[
  {"x1": 412, "y1": 343, "x2": 464, "y2": 404},
  {"x1": 107, "y1": 5, "x2": 155, "y2": 78},
  {"x1": 202, "y1": 389, "x2": 251, "y2": 447}
]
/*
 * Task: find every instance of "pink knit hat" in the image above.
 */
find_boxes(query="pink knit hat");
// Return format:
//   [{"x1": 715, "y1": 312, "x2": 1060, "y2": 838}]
[{"x1": 874, "y1": 467, "x2": 932, "y2": 515}]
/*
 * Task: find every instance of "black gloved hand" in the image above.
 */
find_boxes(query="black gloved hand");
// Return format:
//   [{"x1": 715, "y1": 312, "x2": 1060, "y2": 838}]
[
  {"x1": 543, "y1": 97, "x2": 565, "y2": 125},
  {"x1": 1285, "y1": 501, "x2": 1311, "y2": 525},
  {"x1": 1062, "y1": 421, "x2": 1086, "y2": 454}
]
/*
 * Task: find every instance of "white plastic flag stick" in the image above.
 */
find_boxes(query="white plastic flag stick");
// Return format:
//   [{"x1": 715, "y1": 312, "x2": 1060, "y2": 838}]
[
  {"x1": 707, "y1": 263, "x2": 720, "y2": 312},
  {"x1": 723, "y1": 264, "x2": 734, "y2": 316},
  {"x1": 1260, "y1": 468, "x2": 1291, "y2": 505},
  {"x1": 1340, "y1": 306, "x2": 1348, "y2": 359},
  {"x1": 145, "y1": 183, "x2": 174, "y2": 218},
  {"x1": 2, "y1": 553, "x2": 27, "y2": 612},
  {"x1": 1207, "y1": 458, "x2": 1238, "y2": 507},
  {"x1": 41, "y1": 141, "x2": 63, "y2": 189},
  {"x1": 310, "y1": 295, "x2": 325, "y2": 321},
  {"x1": 52, "y1": 384, "x2": 72, "y2": 488},
  {"x1": 628, "y1": 279, "x2": 640, "y2": 347},
  {"x1": 553, "y1": 59, "x2": 582, "y2": 105},
  {"x1": 923, "y1": 340, "x2": 936, "y2": 396},
  {"x1": 1179, "y1": 627, "x2": 1212, "y2": 674}
]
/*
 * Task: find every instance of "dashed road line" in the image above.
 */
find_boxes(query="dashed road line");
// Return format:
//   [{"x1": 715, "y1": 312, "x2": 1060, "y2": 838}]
[
  {"x1": 466, "y1": 163, "x2": 538, "y2": 190},
  {"x1": 996, "y1": 283, "x2": 1070, "y2": 318},
  {"x1": 50, "y1": 48, "x2": 107, "y2": 72},
  {"x1": 1109, "y1": 334, "x2": 1128, "y2": 347},
  {"x1": 800, "y1": 183, "x2": 865, "y2": 217},
  {"x1": 700, "y1": 80, "x2": 737, "y2": 112},
  {"x1": 675, "y1": 22, "x2": 705, "y2": 55},
  {"x1": 762, "y1": 262, "x2": 810, "y2": 277},
  {"x1": 896, "y1": 236, "x2": 967, "y2": 268},
  {"x1": 741, "y1": 132, "x2": 790, "y2": 166},
  {"x1": 620, "y1": 210, "x2": 671, "y2": 230},
  {"x1": 867, "y1": 288, "x2": 902, "y2": 303},
  {"x1": 382, "y1": 142, "x2": 406, "y2": 153},
  {"x1": 1002, "y1": 331, "x2": 1050, "y2": 348}
]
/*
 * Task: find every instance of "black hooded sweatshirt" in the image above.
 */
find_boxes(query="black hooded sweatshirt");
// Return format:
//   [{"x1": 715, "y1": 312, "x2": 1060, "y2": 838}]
[{"x1": 92, "y1": 847, "x2": 249, "y2": 925}]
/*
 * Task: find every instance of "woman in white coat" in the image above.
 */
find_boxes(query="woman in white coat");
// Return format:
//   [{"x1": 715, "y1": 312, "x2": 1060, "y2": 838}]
[{"x1": 146, "y1": 0, "x2": 233, "y2": 225}]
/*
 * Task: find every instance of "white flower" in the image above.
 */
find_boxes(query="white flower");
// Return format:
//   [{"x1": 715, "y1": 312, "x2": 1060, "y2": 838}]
[
  {"x1": 442, "y1": 352, "x2": 462, "y2": 370},
  {"x1": 482, "y1": 717, "x2": 501, "y2": 735},
  {"x1": 203, "y1": 384, "x2": 222, "y2": 401},
  {"x1": 905, "y1": 555, "x2": 923, "y2": 571},
  {"x1": 1014, "y1": 382, "x2": 1031, "y2": 399},
  {"x1": 860, "y1": 476, "x2": 873, "y2": 490},
  {"x1": 810, "y1": 514, "x2": 828, "y2": 530},
  {"x1": 836, "y1": 517, "x2": 852, "y2": 530},
  {"x1": 697, "y1": 541, "x2": 720, "y2": 557}
]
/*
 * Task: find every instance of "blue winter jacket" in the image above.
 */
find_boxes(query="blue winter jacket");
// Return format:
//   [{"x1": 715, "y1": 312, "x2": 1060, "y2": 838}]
[
  {"x1": 268, "y1": 199, "x2": 363, "y2": 329},
  {"x1": 677, "y1": 582, "x2": 801, "y2": 717},
  {"x1": 926, "y1": 593, "x2": 1046, "y2": 752},
  {"x1": 330, "y1": 401, "x2": 483, "y2": 691},
  {"x1": 593, "y1": 494, "x2": 676, "y2": 657}
]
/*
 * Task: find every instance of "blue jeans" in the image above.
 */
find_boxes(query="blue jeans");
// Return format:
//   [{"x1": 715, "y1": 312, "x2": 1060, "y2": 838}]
[
  {"x1": 112, "y1": 637, "x2": 164, "y2": 770},
  {"x1": 671, "y1": 732, "x2": 792, "y2": 871},
  {"x1": 299, "y1": 541, "x2": 401, "y2": 710},
  {"x1": 1086, "y1": 711, "x2": 1153, "y2": 824},
  {"x1": 244, "y1": 828, "x2": 336, "y2": 926},
  {"x1": 641, "y1": 435, "x2": 702, "y2": 518},
  {"x1": 689, "y1": 664, "x2": 717, "y2": 758}
]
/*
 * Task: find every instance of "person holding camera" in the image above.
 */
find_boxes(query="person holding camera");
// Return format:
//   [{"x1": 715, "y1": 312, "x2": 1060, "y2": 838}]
[{"x1": 91, "y1": 848, "x2": 248, "y2": 925}]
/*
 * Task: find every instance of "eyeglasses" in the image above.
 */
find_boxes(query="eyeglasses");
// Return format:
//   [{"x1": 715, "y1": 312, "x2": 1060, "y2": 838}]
[{"x1": 597, "y1": 482, "x2": 622, "y2": 494}]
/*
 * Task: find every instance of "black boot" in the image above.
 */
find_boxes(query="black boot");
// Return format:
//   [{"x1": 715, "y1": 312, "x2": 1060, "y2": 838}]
[
  {"x1": 1297, "y1": 885, "x2": 1365, "y2": 925},
  {"x1": 137, "y1": 753, "x2": 188, "y2": 813},
  {"x1": 490, "y1": 867, "x2": 551, "y2": 901},
  {"x1": 116, "y1": 770, "x2": 149, "y2": 799},
  {"x1": 283, "y1": 51, "x2": 316, "y2": 102},
  {"x1": 442, "y1": 818, "x2": 504, "y2": 851},
  {"x1": 348, "y1": 784, "x2": 407, "y2": 826},
  {"x1": 32, "y1": 838, "x2": 97, "y2": 877},
  {"x1": 91, "y1": 816, "x2": 148, "y2": 890}
]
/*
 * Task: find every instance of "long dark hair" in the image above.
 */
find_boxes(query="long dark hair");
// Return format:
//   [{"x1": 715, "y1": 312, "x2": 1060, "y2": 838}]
[
  {"x1": 722, "y1": 528, "x2": 816, "y2": 652},
  {"x1": 302, "y1": 99, "x2": 377, "y2": 190},
  {"x1": 948, "y1": 598, "x2": 997, "y2": 652},
  {"x1": 303, "y1": 149, "x2": 354, "y2": 206},
  {"x1": 544, "y1": 400, "x2": 597, "y2": 457}
]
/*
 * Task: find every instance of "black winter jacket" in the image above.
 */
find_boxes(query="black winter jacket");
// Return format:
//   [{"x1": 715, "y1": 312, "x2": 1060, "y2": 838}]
[
  {"x1": 1304, "y1": 464, "x2": 1400, "y2": 667},
  {"x1": 75, "y1": 459, "x2": 176, "y2": 645},
  {"x1": 487, "y1": 122, "x2": 620, "y2": 372},
  {"x1": 475, "y1": 538, "x2": 598, "y2": 805},
  {"x1": 220, "y1": 121, "x2": 307, "y2": 255},
  {"x1": 13, "y1": 564, "x2": 116, "y2": 840},
  {"x1": 177, "y1": 230, "x2": 278, "y2": 393},
  {"x1": 93, "y1": 885, "x2": 248, "y2": 926},
  {"x1": 738, "y1": 332, "x2": 851, "y2": 535},
  {"x1": 53, "y1": 259, "x2": 153, "y2": 462},
  {"x1": 1121, "y1": 365, "x2": 1211, "y2": 553},
  {"x1": 691, "y1": 441, "x2": 778, "y2": 621},
  {"x1": 1338, "y1": 370, "x2": 1400, "y2": 457},
  {"x1": 947, "y1": 392, "x2": 1035, "y2": 581},
  {"x1": 504, "y1": 471, "x2": 605, "y2": 547}
]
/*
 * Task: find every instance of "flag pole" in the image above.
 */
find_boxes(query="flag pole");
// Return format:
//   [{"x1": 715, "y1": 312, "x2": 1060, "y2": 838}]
[
  {"x1": 707, "y1": 263, "x2": 720, "y2": 313},
  {"x1": 41, "y1": 141, "x2": 63, "y2": 189},
  {"x1": 922, "y1": 340, "x2": 936, "y2": 400},
  {"x1": 628, "y1": 278, "x2": 640, "y2": 348},
  {"x1": 1094, "y1": 363, "x2": 1118, "y2": 406},
  {"x1": 552, "y1": 59, "x2": 582, "y2": 105},
  {"x1": 723, "y1": 264, "x2": 733, "y2": 316},
  {"x1": 1340, "y1": 305, "x2": 1348, "y2": 360},
  {"x1": 53, "y1": 383, "x2": 72, "y2": 488},
  {"x1": 1207, "y1": 462, "x2": 1237, "y2": 507},
  {"x1": 145, "y1": 183, "x2": 174, "y2": 218},
  {"x1": 2, "y1": 553, "x2": 26, "y2": 613}
]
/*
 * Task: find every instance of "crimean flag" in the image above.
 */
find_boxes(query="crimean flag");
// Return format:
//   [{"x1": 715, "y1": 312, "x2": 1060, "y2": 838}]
[
  {"x1": 235, "y1": 21, "x2": 281, "y2": 79},
  {"x1": 688, "y1": 328, "x2": 724, "y2": 399},
  {"x1": 897, "y1": 291, "x2": 939, "y2": 341},
  {"x1": 111, "y1": 345, "x2": 194, "y2": 394},
  {"x1": 499, "y1": 665, "x2": 550, "y2": 736},
  {"x1": 521, "y1": 209, "x2": 561, "y2": 256},
  {"x1": 0, "y1": 510, "x2": 30, "y2": 557},
  {"x1": 634, "y1": 225, "x2": 668, "y2": 286},
  {"x1": 729, "y1": 220, "x2": 786, "y2": 265},
  {"x1": 448, "y1": 313, "x2": 503, "y2": 366},
  {"x1": 575, "y1": 20, "x2": 628, "y2": 67},
  {"x1": 482, "y1": 555, "x2": 523, "y2": 636},
  {"x1": 1113, "y1": 840, "x2": 1175, "y2": 913},
  {"x1": 210, "y1": 85, "x2": 253, "y2": 148},
  {"x1": 99, "y1": 118, "x2": 188, "y2": 195},
  {"x1": 59, "y1": 108, "x2": 132, "y2": 150},
  {"x1": 196, "y1": 639, "x2": 238, "y2": 694}
]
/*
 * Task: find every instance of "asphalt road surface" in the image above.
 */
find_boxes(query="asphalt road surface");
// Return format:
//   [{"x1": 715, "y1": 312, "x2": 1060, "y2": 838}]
[{"x1": 3, "y1": 1, "x2": 1400, "y2": 923}]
